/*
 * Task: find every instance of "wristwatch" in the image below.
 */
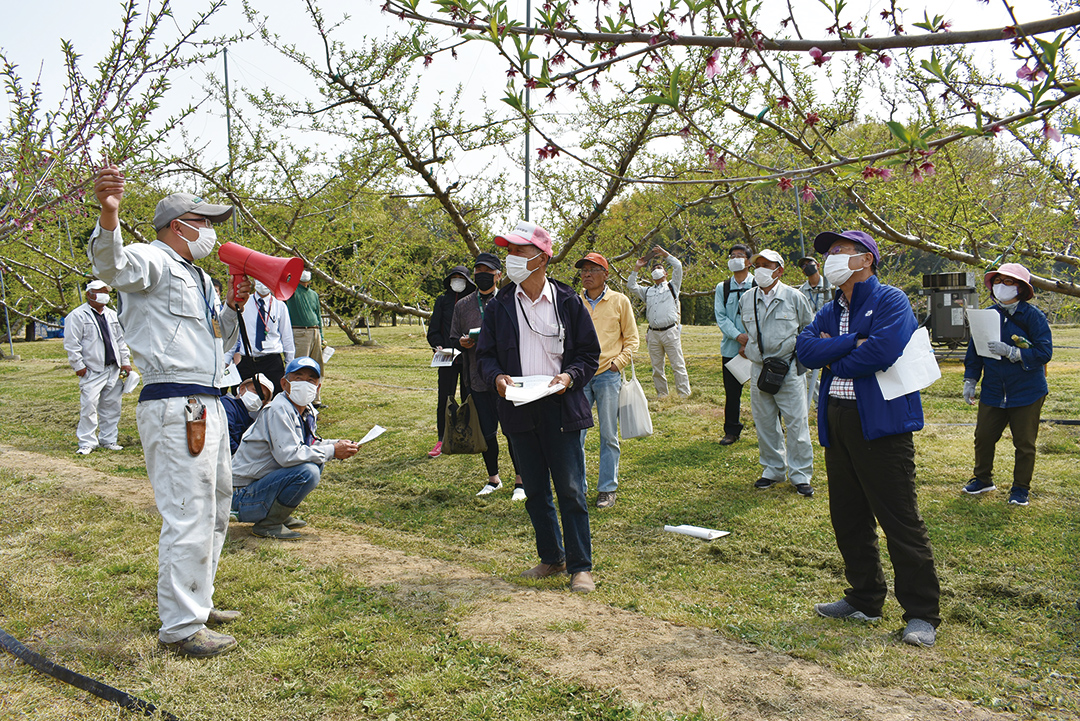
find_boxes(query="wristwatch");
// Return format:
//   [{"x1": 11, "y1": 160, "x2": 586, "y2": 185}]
[{"x1": 565, "y1": 374, "x2": 574, "y2": 389}]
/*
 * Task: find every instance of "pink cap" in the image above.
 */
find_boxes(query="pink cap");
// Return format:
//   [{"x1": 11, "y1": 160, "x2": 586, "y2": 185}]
[
  {"x1": 985, "y1": 262, "x2": 1033, "y2": 300},
  {"x1": 494, "y1": 220, "x2": 554, "y2": 258}
]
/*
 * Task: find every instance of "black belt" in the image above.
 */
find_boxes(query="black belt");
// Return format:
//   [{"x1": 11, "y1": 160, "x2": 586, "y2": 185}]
[
  {"x1": 828, "y1": 396, "x2": 858, "y2": 409},
  {"x1": 649, "y1": 323, "x2": 676, "y2": 332}
]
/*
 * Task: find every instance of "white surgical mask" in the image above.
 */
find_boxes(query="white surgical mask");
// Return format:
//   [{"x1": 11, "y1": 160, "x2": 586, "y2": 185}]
[
  {"x1": 91, "y1": 292, "x2": 110, "y2": 304},
  {"x1": 651, "y1": 268, "x2": 666, "y2": 281},
  {"x1": 505, "y1": 253, "x2": 541, "y2": 285},
  {"x1": 450, "y1": 278, "x2": 467, "y2": 293},
  {"x1": 727, "y1": 258, "x2": 746, "y2": 272},
  {"x1": 254, "y1": 280, "x2": 271, "y2": 297},
  {"x1": 823, "y1": 253, "x2": 857, "y2": 286},
  {"x1": 993, "y1": 283, "x2": 1019, "y2": 303},
  {"x1": 241, "y1": 390, "x2": 264, "y2": 413},
  {"x1": 177, "y1": 220, "x2": 217, "y2": 260},
  {"x1": 754, "y1": 266, "x2": 778, "y2": 289},
  {"x1": 286, "y1": 380, "x2": 318, "y2": 407}
]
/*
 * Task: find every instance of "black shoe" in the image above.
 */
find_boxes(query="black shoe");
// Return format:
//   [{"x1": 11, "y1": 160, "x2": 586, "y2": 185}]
[
  {"x1": 795, "y1": 484, "x2": 815, "y2": 497},
  {"x1": 719, "y1": 433, "x2": 739, "y2": 446},
  {"x1": 754, "y1": 477, "x2": 781, "y2": 490}
]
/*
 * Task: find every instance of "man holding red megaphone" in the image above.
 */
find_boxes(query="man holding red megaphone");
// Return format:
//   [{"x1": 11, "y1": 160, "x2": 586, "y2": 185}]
[{"x1": 90, "y1": 165, "x2": 252, "y2": 658}]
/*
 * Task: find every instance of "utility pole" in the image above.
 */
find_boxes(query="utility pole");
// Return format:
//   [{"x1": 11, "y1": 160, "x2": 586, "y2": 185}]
[{"x1": 524, "y1": 0, "x2": 532, "y2": 222}]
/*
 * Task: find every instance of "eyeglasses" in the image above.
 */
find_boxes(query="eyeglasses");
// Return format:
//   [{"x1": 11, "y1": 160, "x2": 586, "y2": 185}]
[
  {"x1": 825, "y1": 246, "x2": 867, "y2": 256},
  {"x1": 177, "y1": 217, "x2": 212, "y2": 228}
]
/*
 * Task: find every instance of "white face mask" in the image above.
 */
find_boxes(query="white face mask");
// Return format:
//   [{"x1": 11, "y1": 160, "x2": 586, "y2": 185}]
[
  {"x1": 254, "y1": 280, "x2": 271, "y2": 297},
  {"x1": 754, "y1": 266, "x2": 778, "y2": 289},
  {"x1": 993, "y1": 283, "x2": 1019, "y2": 303},
  {"x1": 651, "y1": 267, "x2": 666, "y2": 281},
  {"x1": 286, "y1": 379, "x2": 318, "y2": 407},
  {"x1": 450, "y1": 278, "x2": 467, "y2": 293},
  {"x1": 823, "y1": 253, "x2": 859, "y2": 286},
  {"x1": 90, "y1": 292, "x2": 110, "y2": 305},
  {"x1": 505, "y1": 252, "x2": 541, "y2": 285},
  {"x1": 240, "y1": 390, "x2": 265, "y2": 413},
  {"x1": 728, "y1": 258, "x2": 746, "y2": 272},
  {"x1": 176, "y1": 219, "x2": 217, "y2": 260}
]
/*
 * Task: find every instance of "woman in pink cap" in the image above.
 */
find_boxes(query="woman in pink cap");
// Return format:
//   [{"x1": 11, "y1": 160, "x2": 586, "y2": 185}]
[{"x1": 962, "y1": 263, "x2": 1053, "y2": 506}]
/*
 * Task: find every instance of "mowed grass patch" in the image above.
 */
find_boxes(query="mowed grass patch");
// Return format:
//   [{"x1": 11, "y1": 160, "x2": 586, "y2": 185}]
[{"x1": 0, "y1": 321, "x2": 1078, "y2": 718}]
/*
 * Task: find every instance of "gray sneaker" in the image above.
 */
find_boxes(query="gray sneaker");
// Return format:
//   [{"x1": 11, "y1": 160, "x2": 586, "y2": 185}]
[
  {"x1": 596, "y1": 491, "x2": 617, "y2": 509},
  {"x1": 814, "y1": 599, "x2": 882, "y2": 622},
  {"x1": 162, "y1": 628, "x2": 237, "y2": 658},
  {"x1": 902, "y1": 618, "x2": 936, "y2": 647}
]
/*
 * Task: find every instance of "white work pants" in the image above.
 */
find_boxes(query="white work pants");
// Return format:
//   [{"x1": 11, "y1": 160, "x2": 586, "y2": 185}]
[
  {"x1": 77, "y1": 366, "x2": 123, "y2": 450},
  {"x1": 750, "y1": 363, "x2": 814, "y2": 486},
  {"x1": 647, "y1": 325, "x2": 691, "y2": 397},
  {"x1": 136, "y1": 395, "x2": 232, "y2": 643}
]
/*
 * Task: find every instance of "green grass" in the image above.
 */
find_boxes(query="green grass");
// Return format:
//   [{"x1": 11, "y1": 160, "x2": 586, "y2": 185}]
[{"x1": 0, "y1": 320, "x2": 1078, "y2": 719}]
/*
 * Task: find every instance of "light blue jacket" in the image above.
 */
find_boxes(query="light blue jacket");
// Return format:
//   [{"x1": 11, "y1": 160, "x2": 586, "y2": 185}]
[{"x1": 714, "y1": 275, "x2": 754, "y2": 358}]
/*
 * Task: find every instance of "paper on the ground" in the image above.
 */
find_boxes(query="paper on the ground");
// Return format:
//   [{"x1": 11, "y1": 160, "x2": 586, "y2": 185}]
[
  {"x1": 323, "y1": 346, "x2": 335, "y2": 363},
  {"x1": 725, "y1": 354, "x2": 752, "y2": 385},
  {"x1": 219, "y1": 363, "x2": 241, "y2": 387},
  {"x1": 664, "y1": 524, "x2": 731, "y2": 540},
  {"x1": 122, "y1": 371, "x2": 141, "y2": 394},
  {"x1": 966, "y1": 308, "x2": 1002, "y2": 359},
  {"x1": 505, "y1": 375, "x2": 565, "y2": 406},
  {"x1": 875, "y1": 327, "x2": 941, "y2": 401},
  {"x1": 430, "y1": 348, "x2": 460, "y2": 367},
  {"x1": 358, "y1": 425, "x2": 386, "y2": 445}
]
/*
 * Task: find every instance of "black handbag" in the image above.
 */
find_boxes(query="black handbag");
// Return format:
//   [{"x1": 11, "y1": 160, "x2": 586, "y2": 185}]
[{"x1": 753, "y1": 289, "x2": 792, "y2": 395}]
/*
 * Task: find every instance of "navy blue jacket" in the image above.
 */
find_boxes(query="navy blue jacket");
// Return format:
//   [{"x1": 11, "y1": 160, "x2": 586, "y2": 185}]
[
  {"x1": 221, "y1": 393, "x2": 255, "y2": 455},
  {"x1": 476, "y1": 278, "x2": 600, "y2": 434},
  {"x1": 964, "y1": 301, "x2": 1051, "y2": 408},
  {"x1": 796, "y1": 276, "x2": 923, "y2": 445}
]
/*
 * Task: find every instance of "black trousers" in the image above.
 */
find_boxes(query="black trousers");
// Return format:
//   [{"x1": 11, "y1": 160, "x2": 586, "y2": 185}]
[
  {"x1": 436, "y1": 364, "x2": 466, "y2": 440},
  {"x1": 973, "y1": 396, "x2": 1044, "y2": 490},
  {"x1": 472, "y1": 389, "x2": 520, "y2": 478},
  {"x1": 721, "y1": 356, "x2": 745, "y2": 437},
  {"x1": 237, "y1": 353, "x2": 285, "y2": 395},
  {"x1": 825, "y1": 399, "x2": 941, "y2": 626}
]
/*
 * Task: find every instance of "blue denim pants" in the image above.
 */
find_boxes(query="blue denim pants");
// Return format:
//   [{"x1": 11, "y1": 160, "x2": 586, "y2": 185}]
[
  {"x1": 508, "y1": 398, "x2": 592, "y2": 574},
  {"x1": 231, "y1": 462, "x2": 321, "y2": 522},
  {"x1": 580, "y1": 368, "x2": 622, "y2": 493}
]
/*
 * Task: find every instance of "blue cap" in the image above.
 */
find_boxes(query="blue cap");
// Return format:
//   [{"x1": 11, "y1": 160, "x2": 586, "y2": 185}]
[
  {"x1": 813, "y1": 230, "x2": 880, "y2": 265},
  {"x1": 284, "y1": 356, "x2": 321, "y2": 378}
]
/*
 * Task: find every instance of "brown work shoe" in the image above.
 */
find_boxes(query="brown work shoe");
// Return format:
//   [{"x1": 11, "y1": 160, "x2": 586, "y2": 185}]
[
  {"x1": 207, "y1": 608, "x2": 242, "y2": 625},
  {"x1": 162, "y1": 628, "x2": 237, "y2": 658},
  {"x1": 596, "y1": 491, "x2": 616, "y2": 509},
  {"x1": 570, "y1": 571, "x2": 595, "y2": 593},
  {"x1": 520, "y1": 561, "x2": 567, "y2": 579}
]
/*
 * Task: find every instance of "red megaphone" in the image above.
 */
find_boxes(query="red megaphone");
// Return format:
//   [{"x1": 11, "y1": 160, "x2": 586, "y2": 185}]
[{"x1": 218, "y1": 242, "x2": 304, "y2": 301}]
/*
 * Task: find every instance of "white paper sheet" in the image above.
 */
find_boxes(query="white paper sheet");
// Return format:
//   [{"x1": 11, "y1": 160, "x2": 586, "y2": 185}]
[
  {"x1": 430, "y1": 348, "x2": 460, "y2": 367},
  {"x1": 664, "y1": 524, "x2": 731, "y2": 541},
  {"x1": 122, "y1": 370, "x2": 141, "y2": 394},
  {"x1": 322, "y1": 346, "x2": 335, "y2": 363},
  {"x1": 966, "y1": 308, "x2": 1002, "y2": 359},
  {"x1": 219, "y1": 363, "x2": 241, "y2": 388},
  {"x1": 358, "y1": 425, "x2": 386, "y2": 445},
  {"x1": 724, "y1": 354, "x2": 752, "y2": 385},
  {"x1": 505, "y1": 375, "x2": 565, "y2": 406},
  {"x1": 875, "y1": 327, "x2": 941, "y2": 401}
]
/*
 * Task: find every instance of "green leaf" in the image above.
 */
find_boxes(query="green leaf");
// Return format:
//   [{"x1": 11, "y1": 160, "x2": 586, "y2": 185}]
[{"x1": 886, "y1": 120, "x2": 911, "y2": 145}]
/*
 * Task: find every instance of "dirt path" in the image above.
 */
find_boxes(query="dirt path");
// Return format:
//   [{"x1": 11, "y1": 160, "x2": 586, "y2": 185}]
[{"x1": 1, "y1": 445, "x2": 1012, "y2": 721}]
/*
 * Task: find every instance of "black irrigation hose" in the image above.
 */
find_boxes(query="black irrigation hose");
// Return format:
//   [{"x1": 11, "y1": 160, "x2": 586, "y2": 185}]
[{"x1": 0, "y1": 628, "x2": 179, "y2": 721}]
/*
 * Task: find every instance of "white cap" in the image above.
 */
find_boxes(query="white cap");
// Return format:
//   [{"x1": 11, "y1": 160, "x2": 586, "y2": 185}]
[
  {"x1": 749, "y1": 249, "x2": 785, "y2": 267},
  {"x1": 86, "y1": 280, "x2": 109, "y2": 292},
  {"x1": 300, "y1": 270, "x2": 312, "y2": 282}
]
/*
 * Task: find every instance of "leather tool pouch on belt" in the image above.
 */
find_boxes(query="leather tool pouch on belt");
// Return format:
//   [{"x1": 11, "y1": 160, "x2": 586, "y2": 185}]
[{"x1": 185, "y1": 397, "x2": 207, "y2": 456}]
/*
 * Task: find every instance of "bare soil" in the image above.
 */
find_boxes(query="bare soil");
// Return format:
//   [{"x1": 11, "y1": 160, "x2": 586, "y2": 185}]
[{"x1": 0, "y1": 444, "x2": 1013, "y2": 721}]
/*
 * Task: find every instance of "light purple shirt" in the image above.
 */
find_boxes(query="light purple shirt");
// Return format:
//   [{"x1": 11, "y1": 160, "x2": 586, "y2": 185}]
[{"x1": 514, "y1": 280, "x2": 564, "y2": 376}]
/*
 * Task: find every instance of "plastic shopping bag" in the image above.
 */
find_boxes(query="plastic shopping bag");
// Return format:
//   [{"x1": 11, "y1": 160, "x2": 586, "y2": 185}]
[{"x1": 618, "y1": 357, "x2": 653, "y2": 440}]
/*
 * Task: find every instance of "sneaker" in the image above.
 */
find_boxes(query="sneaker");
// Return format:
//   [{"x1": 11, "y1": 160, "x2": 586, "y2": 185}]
[
  {"x1": 75, "y1": 447, "x2": 93, "y2": 456},
  {"x1": 901, "y1": 618, "x2": 936, "y2": 647},
  {"x1": 521, "y1": 561, "x2": 566, "y2": 579},
  {"x1": 596, "y1": 491, "x2": 617, "y2": 509},
  {"x1": 207, "y1": 608, "x2": 242, "y2": 625},
  {"x1": 962, "y1": 477, "x2": 995, "y2": 495},
  {"x1": 570, "y1": 571, "x2": 595, "y2": 593},
  {"x1": 754, "y1": 477, "x2": 781, "y2": 490},
  {"x1": 476, "y1": 479, "x2": 502, "y2": 496},
  {"x1": 428, "y1": 441, "x2": 443, "y2": 458},
  {"x1": 229, "y1": 511, "x2": 240, "y2": 522},
  {"x1": 511, "y1": 486, "x2": 527, "y2": 501},
  {"x1": 814, "y1": 599, "x2": 881, "y2": 622},
  {"x1": 795, "y1": 484, "x2": 815, "y2": 497},
  {"x1": 161, "y1": 628, "x2": 237, "y2": 658},
  {"x1": 99, "y1": 443, "x2": 123, "y2": 451},
  {"x1": 718, "y1": 433, "x2": 739, "y2": 446},
  {"x1": 1007, "y1": 487, "x2": 1030, "y2": 506}
]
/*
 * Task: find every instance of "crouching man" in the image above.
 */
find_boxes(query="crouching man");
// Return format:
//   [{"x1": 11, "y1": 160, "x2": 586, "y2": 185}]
[{"x1": 231, "y1": 357, "x2": 358, "y2": 539}]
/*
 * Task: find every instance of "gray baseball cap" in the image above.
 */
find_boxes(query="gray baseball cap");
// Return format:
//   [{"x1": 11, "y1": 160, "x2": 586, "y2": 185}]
[{"x1": 153, "y1": 193, "x2": 234, "y2": 231}]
